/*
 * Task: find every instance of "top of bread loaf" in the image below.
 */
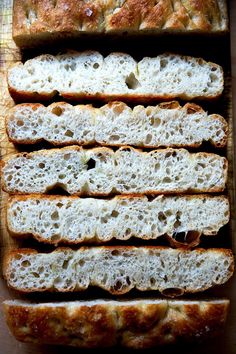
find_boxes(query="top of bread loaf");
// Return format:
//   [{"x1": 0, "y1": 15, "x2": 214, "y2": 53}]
[
  {"x1": 3, "y1": 299, "x2": 229, "y2": 348},
  {"x1": 7, "y1": 52, "x2": 224, "y2": 102},
  {"x1": 13, "y1": 0, "x2": 228, "y2": 47}
]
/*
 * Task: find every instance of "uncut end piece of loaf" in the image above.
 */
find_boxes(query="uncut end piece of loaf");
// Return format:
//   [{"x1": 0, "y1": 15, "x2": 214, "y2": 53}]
[
  {"x1": 7, "y1": 195, "x2": 230, "y2": 247},
  {"x1": 1, "y1": 146, "x2": 228, "y2": 195},
  {"x1": 7, "y1": 52, "x2": 224, "y2": 102},
  {"x1": 13, "y1": 0, "x2": 228, "y2": 48},
  {"x1": 6, "y1": 101, "x2": 228, "y2": 148},
  {"x1": 3, "y1": 299, "x2": 229, "y2": 348},
  {"x1": 4, "y1": 247, "x2": 234, "y2": 295}
]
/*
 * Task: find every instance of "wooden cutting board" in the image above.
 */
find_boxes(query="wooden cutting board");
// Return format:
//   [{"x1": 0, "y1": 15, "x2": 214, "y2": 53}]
[{"x1": 0, "y1": 0, "x2": 236, "y2": 353}]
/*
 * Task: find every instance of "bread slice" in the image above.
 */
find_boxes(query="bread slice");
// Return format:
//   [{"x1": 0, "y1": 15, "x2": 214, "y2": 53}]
[
  {"x1": 4, "y1": 247, "x2": 234, "y2": 295},
  {"x1": 7, "y1": 194, "x2": 230, "y2": 247},
  {"x1": 13, "y1": 0, "x2": 228, "y2": 48},
  {"x1": 7, "y1": 52, "x2": 224, "y2": 102},
  {"x1": 3, "y1": 298, "x2": 229, "y2": 348},
  {"x1": 1, "y1": 146, "x2": 228, "y2": 195},
  {"x1": 6, "y1": 101, "x2": 228, "y2": 148}
]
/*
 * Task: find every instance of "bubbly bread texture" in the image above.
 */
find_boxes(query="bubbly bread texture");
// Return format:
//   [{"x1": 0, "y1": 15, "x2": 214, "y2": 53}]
[
  {"x1": 3, "y1": 299, "x2": 229, "y2": 348},
  {"x1": 6, "y1": 101, "x2": 228, "y2": 148},
  {"x1": 7, "y1": 52, "x2": 224, "y2": 102},
  {"x1": 1, "y1": 146, "x2": 228, "y2": 195},
  {"x1": 4, "y1": 247, "x2": 234, "y2": 295},
  {"x1": 7, "y1": 195, "x2": 230, "y2": 247},
  {"x1": 13, "y1": 0, "x2": 228, "y2": 47}
]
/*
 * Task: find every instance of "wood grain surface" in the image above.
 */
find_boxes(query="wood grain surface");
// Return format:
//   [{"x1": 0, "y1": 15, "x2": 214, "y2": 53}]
[{"x1": 0, "y1": 0, "x2": 236, "y2": 353}]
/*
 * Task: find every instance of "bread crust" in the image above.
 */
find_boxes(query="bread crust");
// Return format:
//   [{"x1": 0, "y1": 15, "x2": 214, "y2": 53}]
[
  {"x1": 3, "y1": 299, "x2": 229, "y2": 348},
  {"x1": 8, "y1": 87, "x2": 223, "y2": 104},
  {"x1": 3, "y1": 247, "x2": 234, "y2": 294},
  {"x1": 6, "y1": 101, "x2": 228, "y2": 148},
  {"x1": 6, "y1": 194, "x2": 230, "y2": 247},
  {"x1": 1, "y1": 145, "x2": 228, "y2": 195},
  {"x1": 13, "y1": 0, "x2": 228, "y2": 47}
]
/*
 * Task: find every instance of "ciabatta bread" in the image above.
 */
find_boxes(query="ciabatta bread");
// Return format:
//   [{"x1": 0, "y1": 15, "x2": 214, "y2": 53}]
[
  {"x1": 7, "y1": 52, "x2": 224, "y2": 102},
  {"x1": 1, "y1": 146, "x2": 228, "y2": 195},
  {"x1": 13, "y1": 0, "x2": 228, "y2": 48},
  {"x1": 3, "y1": 299, "x2": 229, "y2": 348},
  {"x1": 4, "y1": 247, "x2": 234, "y2": 295},
  {"x1": 7, "y1": 194, "x2": 229, "y2": 247},
  {"x1": 6, "y1": 101, "x2": 228, "y2": 148}
]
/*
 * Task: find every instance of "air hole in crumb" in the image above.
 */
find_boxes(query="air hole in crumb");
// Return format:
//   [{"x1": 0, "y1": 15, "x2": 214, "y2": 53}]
[
  {"x1": 210, "y1": 73, "x2": 217, "y2": 82},
  {"x1": 21, "y1": 260, "x2": 31, "y2": 267},
  {"x1": 158, "y1": 212, "x2": 166, "y2": 222},
  {"x1": 63, "y1": 153, "x2": 71, "y2": 160},
  {"x1": 64, "y1": 130, "x2": 74, "y2": 137},
  {"x1": 150, "y1": 277, "x2": 156, "y2": 286},
  {"x1": 110, "y1": 135, "x2": 120, "y2": 141},
  {"x1": 87, "y1": 158, "x2": 96, "y2": 170},
  {"x1": 111, "y1": 249, "x2": 120, "y2": 256},
  {"x1": 125, "y1": 73, "x2": 140, "y2": 90},
  {"x1": 51, "y1": 234, "x2": 61, "y2": 242},
  {"x1": 39, "y1": 162, "x2": 45, "y2": 169},
  {"x1": 101, "y1": 217, "x2": 108, "y2": 224},
  {"x1": 160, "y1": 58, "x2": 168, "y2": 69},
  {"x1": 79, "y1": 259, "x2": 85, "y2": 267},
  {"x1": 174, "y1": 219, "x2": 181, "y2": 228},
  {"x1": 52, "y1": 106, "x2": 63, "y2": 116},
  {"x1": 155, "y1": 163, "x2": 160, "y2": 171},
  {"x1": 126, "y1": 276, "x2": 131, "y2": 285},
  {"x1": 32, "y1": 272, "x2": 40, "y2": 278},
  {"x1": 62, "y1": 260, "x2": 69, "y2": 269},
  {"x1": 145, "y1": 134, "x2": 152, "y2": 144},
  {"x1": 59, "y1": 174, "x2": 66, "y2": 180},
  {"x1": 17, "y1": 120, "x2": 24, "y2": 126},
  {"x1": 111, "y1": 210, "x2": 119, "y2": 217},
  {"x1": 113, "y1": 280, "x2": 123, "y2": 292},
  {"x1": 125, "y1": 228, "x2": 131, "y2": 235},
  {"x1": 56, "y1": 202, "x2": 63, "y2": 208},
  {"x1": 150, "y1": 117, "x2": 161, "y2": 127},
  {"x1": 51, "y1": 211, "x2": 59, "y2": 220},
  {"x1": 93, "y1": 63, "x2": 99, "y2": 69},
  {"x1": 163, "y1": 177, "x2": 171, "y2": 183}
]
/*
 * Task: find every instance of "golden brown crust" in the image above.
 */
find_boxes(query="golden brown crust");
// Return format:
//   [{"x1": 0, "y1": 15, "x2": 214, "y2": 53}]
[
  {"x1": 3, "y1": 299, "x2": 229, "y2": 348},
  {"x1": 8, "y1": 87, "x2": 223, "y2": 104},
  {"x1": 13, "y1": 0, "x2": 228, "y2": 47},
  {"x1": 6, "y1": 101, "x2": 228, "y2": 148},
  {"x1": 6, "y1": 194, "x2": 229, "y2": 247}
]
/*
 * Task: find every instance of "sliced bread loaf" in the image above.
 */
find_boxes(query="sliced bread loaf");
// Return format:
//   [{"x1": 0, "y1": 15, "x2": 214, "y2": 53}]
[
  {"x1": 7, "y1": 194, "x2": 229, "y2": 247},
  {"x1": 4, "y1": 247, "x2": 234, "y2": 295},
  {"x1": 6, "y1": 101, "x2": 228, "y2": 148},
  {"x1": 3, "y1": 298, "x2": 229, "y2": 348},
  {"x1": 7, "y1": 52, "x2": 224, "y2": 102},
  {"x1": 1, "y1": 146, "x2": 228, "y2": 195}
]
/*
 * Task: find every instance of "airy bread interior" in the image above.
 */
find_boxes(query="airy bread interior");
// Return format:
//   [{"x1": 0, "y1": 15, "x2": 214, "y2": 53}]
[
  {"x1": 2, "y1": 147, "x2": 228, "y2": 195},
  {"x1": 5, "y1": 247, "x2": 234, "y2": 295},
  {"x1": 8, "y1": 52, "x2": 224, "y2": 101},
  {"x1": 7, "y1": 195, "x2": 229, "y2": 245},
  {"x1": 7, "y1": 101, "x2": 227, "y2": 148}
]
